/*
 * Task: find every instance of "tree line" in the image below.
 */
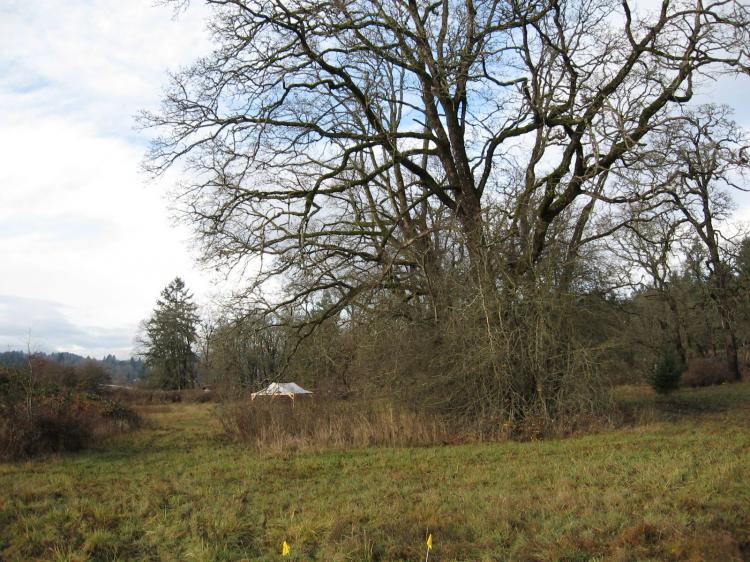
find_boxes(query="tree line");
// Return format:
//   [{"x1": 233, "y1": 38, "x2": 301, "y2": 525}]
[{"x1": 0, "y1": 351, "x2": 145, "y2": 384}]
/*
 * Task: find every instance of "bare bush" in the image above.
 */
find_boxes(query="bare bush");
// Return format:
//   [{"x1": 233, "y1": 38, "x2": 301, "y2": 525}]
[
  {"x1": 312, "y1": 281, "x2": 617, "y2": 429},
  {"x1": 682, "y1": 357, "x2": 737, "y2": 388},
  {"x1": 0, "y1": 368, "x2": 141, "y2": 461}
]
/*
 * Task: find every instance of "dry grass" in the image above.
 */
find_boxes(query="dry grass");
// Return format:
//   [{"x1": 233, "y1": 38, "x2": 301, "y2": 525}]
[
  {"x1": 217, "y1": 397, "x2": 451, "y2": 452},
  {"x1": 0, "y1": 383, "x2": 749, "y2": 561},
  {"x1": 104, "y1": 387, "x2": 217, "y2": 405}
]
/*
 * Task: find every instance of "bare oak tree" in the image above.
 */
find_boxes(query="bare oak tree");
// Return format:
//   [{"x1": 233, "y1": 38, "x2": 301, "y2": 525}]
[
  {"x1": 143, "y1": 0, "x2": 749, "y2": 415},
  {"x1": 649, "y1": 105, "x2": 749, "y2": 379},
  {"x1": 144, "y1": 0, "x2": 749, "y2": 310}
]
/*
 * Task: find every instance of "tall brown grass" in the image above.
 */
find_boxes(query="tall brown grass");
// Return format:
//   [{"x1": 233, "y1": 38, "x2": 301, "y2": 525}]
[
  {"x1": 217, "y1": 397, "x2": 452, "y2": 452},
  {"x1": 217, "y1": 394, "x2": 617, "y2": 453}
]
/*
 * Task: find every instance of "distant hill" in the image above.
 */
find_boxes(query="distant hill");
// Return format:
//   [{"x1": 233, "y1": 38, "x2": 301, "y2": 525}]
[{"x1": 0, "y1": 351, "x2": 145, "y2": 383}]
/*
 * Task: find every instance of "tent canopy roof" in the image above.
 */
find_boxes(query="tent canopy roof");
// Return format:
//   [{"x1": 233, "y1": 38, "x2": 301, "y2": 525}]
[{"x1": 251, "y1": 382, "x2": 312, "y2": 397}]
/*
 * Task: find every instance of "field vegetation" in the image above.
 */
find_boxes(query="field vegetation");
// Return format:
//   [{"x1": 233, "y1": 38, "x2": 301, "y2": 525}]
[
  {"x1": 3, "y1": 1, "x2": 750, "y2": 559},
  {"x1": 1, "y1": 382, "x2": 749, "y2": 561},
  {"x1": 0, "y1": 360, "x2": 141, "y2": 461}
]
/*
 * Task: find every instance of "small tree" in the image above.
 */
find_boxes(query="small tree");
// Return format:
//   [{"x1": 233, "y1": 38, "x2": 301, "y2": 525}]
[
  {"x1": 649, "y1": 345, "x2": 684, "y2": 394},
  {"x1": 141, "y1": 277, "x2": 199, "y2": 390}
]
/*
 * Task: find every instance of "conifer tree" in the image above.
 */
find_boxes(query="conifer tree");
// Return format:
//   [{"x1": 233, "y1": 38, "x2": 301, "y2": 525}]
[{"x1": 141, "y1": 277, "x2": 199, "y2": 390}]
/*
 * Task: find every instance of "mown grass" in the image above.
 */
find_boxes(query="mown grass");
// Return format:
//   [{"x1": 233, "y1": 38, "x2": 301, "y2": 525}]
[{"x1": 1, "y1": 384, "x2": 749, "y2": 561}]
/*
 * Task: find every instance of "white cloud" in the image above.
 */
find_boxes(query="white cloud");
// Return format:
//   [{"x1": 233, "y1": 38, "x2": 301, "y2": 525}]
[
  {"x1": 0, "y1": 121, "x2": 206, "y2": 321},
  {"x1": 0, "y1": 0, "x2": 212, "y2": 131},
  {"x1": 0, "y1": 295, "x2": 135, "y2": 358},
  {"x1": 0, "y1": 1, "x2": 230, "y2": 358}
]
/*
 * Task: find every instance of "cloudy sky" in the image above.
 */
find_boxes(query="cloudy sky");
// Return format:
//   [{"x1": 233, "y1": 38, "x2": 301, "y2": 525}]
[
  {"x1": 0, "y1": 1, "x2": 748, "y2": 359},
  {"x1": 0, "y1": 1, "x2": 221, "y2": 358}
]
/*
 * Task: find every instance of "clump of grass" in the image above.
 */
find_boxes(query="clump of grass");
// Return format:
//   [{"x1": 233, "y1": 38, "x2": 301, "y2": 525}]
[
  {"x1": 217, "y1": 394, "x2": 619, "y2": 453},
  {"x1": 217, "y1": 397, "x2": 450, "y2": 451}
]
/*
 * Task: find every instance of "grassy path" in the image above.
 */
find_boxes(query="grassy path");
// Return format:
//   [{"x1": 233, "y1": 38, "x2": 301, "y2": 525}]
[{"x1": 1, "y1": 386, "x2": 749, "y2": 561}]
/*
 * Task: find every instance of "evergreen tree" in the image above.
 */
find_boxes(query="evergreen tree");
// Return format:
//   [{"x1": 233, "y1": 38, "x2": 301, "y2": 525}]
[
  {"x1": 649, "y1": 344, "x2": 684, "y2": 394},
  {"x1": 736, "y1": 238, "x2": 750, "y2": 282},
  {"x1": 141, "y1": 277, "x2": 199, "y2": 390}
]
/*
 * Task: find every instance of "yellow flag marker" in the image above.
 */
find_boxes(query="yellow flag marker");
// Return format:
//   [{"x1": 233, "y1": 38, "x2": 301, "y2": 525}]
[
  {"x1": 426, "y1": 534, "x2": 432, "y2": 550},
  {"x1": 282, "y1": 541, "x2": 290, "y2": 556}
]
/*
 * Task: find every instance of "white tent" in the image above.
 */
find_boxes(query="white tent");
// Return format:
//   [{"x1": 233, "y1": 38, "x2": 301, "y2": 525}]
[{"x1": 251, "y1": 382, "x2": 312, "y2": 401}]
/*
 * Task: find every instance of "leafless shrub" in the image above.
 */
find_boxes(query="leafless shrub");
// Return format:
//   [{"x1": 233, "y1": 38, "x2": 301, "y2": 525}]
[
  {"x1": 682, "y1": 357, "x2": 736, "y2": 387},
  {"x1": 0, "y1": 392, "x2": 141, "y2": 461},
  {"x1": 331, "y1": 278, "x2": 617, "y2": 429},
  {"x1": 1, "y1": 365, "x2": 141, "y2": 460}
]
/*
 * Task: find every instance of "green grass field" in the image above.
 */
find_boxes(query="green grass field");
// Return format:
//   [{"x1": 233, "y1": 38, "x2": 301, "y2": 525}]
[{"x1": 1, "y1": 384, "x2": 749, "y2": 562}]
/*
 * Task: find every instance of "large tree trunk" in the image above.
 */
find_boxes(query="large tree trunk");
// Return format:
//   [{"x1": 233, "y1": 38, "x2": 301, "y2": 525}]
[
  {"x1": 459, "y1": 202, "x2": 499, "y2": 325},
  {"x1": 714, "y1": 295, "x2": 742, "y2": 381},
  {"x1": 665, "y1": 294, "x2": 688, "y2": 365},
  {"x1": 709, "y1": 262, "x2": 742, "y2": 381},
  {"x1": 724, "y1": 328, "x2": 742, "y2": 381}
]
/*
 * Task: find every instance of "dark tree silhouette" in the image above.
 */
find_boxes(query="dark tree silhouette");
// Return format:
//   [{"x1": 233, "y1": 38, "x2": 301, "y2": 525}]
[{"x1": 141, "y1": 277, "x2": 200, "y2": 390}]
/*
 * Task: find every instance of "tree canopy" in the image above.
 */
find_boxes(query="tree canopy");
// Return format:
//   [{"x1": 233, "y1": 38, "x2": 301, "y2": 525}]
[
  {"x1": 143, "y1": 0, "x2": 750, "y2": 420},
  {"x1": 145, "y1": 0, "x2": 749, "y2": 310}
]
